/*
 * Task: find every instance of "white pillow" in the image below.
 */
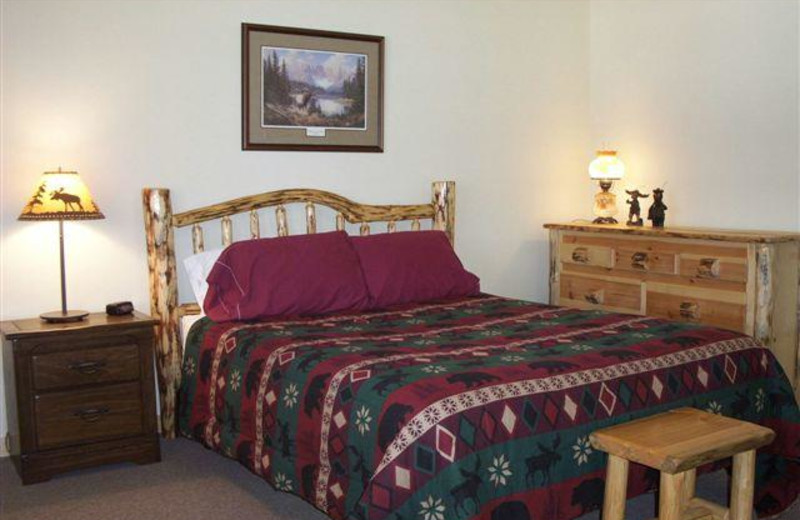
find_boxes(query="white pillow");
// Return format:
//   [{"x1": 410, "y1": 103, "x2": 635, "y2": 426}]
[{"x1": 183, "y1": 248, "x2": 225, "y2": 308}]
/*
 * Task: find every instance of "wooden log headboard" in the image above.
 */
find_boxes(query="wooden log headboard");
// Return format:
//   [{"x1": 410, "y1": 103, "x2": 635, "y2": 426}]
[{"x1": 142, "y1": 181, "x2": 455, "y2": 437}]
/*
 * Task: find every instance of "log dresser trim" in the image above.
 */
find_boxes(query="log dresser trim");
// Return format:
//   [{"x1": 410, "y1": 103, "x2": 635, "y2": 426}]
[
  {"x1": 143, "y1": 182, "x2": 456, "y2": 437},
  {"x1": 544, "y1": 222, "x2": 800, "y2": 244},
  {"x1": 545, "y1": 223, "x2": 800, "y2": 396}
]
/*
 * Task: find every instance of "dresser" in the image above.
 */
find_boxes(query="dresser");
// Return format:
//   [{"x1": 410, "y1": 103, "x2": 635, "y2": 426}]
[
  {"x1": 1, "y1": 312, "x2": 160, "y2": 484},
  {"x1": 544, "y1": 223, "x2": 800, "y2": 391}
]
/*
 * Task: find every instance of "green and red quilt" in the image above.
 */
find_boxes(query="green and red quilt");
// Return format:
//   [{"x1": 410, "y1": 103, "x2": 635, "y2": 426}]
[{"x1": 178, "y1": 295, "x2": 800, "y2": 519}]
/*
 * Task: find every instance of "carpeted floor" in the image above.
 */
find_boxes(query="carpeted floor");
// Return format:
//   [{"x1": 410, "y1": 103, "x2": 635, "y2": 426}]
[{"x1": 1, "y1": 439, "x2": 798, "y2": 520}]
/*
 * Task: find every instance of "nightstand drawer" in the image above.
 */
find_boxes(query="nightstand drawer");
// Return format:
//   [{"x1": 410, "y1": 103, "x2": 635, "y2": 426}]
[
  {"x1": 32, "y1": 344, "x2": 140, "y2": 391},
  {"x1": 35, "y1": 382, "x2": 144, "y2": 449}
]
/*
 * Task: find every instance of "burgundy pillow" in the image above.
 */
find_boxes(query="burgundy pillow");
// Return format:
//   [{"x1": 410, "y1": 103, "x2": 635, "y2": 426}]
[
  {"x1": 351, "y1": 230, "x2": 480, "y2": 308},
  {"x1": 203, "y1": 231, "x2": 370, "y2": 321}
]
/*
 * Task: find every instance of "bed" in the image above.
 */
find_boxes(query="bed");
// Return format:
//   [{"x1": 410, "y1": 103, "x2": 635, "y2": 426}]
[{"x1": 142, "y1": 182, "x2": 800, "y2": 519}]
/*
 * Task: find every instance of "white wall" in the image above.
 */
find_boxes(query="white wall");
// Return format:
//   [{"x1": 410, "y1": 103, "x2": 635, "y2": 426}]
[
  {"x1": 2, "y1": 0, "x2": 799, "y2": 450},
  {"x1": 0, "y1": 0, "x2": 592, "y2": 444},
  {"x1": 590, "y1": 0, "x2": 799, "y2": 230}
]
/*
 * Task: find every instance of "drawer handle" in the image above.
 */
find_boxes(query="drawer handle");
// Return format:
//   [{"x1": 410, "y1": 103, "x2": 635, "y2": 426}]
[
  {"x1": 572, "y1": 247, "x2": 590, "y2": 264},
  {"x1": 631, "y1": 252, "x2": 649, "y2": 270},
  {"x1": 73, "y1": 407, "x2": 110, "y2": 422},
  {"x1": 679, "y1": 302, "x2": 700, "y2": 320},
  {"x1": 584, "y1": 290, "x2": 604, "y2": 305},
  {"x1": 697, "y1": 258, "x2": 720, "y2": 279},
  {"x1": 68, "y1": 361, "x2": 107, "y2": 375}
]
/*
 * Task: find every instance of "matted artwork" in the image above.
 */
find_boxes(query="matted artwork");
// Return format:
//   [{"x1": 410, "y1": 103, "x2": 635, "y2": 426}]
[
  {"x1": 261, "y1": 47, "x2": 367, "y2": 129},
  {"x1": 242, "y1": 24, "x2": 384, "y2": 152}
]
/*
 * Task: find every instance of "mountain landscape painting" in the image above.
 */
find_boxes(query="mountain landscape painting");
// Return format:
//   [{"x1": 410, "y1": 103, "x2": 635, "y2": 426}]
[{"x1": 261, "y1": 46, "x2": 367, "y2": 130}]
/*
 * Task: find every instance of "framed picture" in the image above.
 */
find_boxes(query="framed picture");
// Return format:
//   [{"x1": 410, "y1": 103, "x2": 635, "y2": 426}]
[{"x1": 242, "y1": 23, "x2": 384, "y2": 152}]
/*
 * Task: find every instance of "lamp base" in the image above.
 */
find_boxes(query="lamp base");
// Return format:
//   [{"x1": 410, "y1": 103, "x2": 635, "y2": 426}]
[
  {"x1": 592, "y1": 217, "x2": 619, "y2": 225},
  {"x1": 40, "y1": 310, "x2": 89, "y2": 323}
]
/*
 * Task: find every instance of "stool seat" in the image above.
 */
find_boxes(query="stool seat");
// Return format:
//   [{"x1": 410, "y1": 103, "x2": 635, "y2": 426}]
[
  {"x1": 589, "y1": 407, "x2": 776, "y2": 520},
  {"x1": 590, "y1": 407, "x2": 775, "y2": 473}
]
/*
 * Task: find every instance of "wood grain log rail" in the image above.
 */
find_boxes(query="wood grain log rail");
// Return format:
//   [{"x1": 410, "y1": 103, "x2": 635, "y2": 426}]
[
  {"x1": 172, "y1": 188, "x2": 442, "y2": 228},
  {"x1": 143, "y1": 181, "x2": 455, "y2": 437}
]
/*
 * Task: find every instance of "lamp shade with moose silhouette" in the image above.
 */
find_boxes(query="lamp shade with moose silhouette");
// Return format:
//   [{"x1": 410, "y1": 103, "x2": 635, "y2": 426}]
[
  {"x1": 18, "y1": 168, "x2": 104, "y2": 221},
  {"x1": 18, "y1": 168, "x2": 104, "y2": 323}
]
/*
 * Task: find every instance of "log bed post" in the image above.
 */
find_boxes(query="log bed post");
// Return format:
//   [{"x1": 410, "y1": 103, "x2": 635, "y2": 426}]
[
  {"x1": 432, "y1": 181, "x2": 456, "y2": 245},
  {"x1": 142, "y1": 188, "x2": 180, "y2": 439}
]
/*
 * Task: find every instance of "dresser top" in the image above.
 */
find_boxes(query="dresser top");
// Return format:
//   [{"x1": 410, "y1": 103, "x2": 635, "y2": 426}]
[
  {"x1": 0, "y1": 311, "x2": 156, "y2": 339},
  {"x1": 543, "y1": 222, "x2": 800, "y2": 244}
]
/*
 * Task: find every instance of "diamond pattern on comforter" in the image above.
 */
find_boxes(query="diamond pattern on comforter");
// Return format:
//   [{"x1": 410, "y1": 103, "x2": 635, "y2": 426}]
[{"x1": 178, "y1": 295, "x2": 800, "y2": 519}]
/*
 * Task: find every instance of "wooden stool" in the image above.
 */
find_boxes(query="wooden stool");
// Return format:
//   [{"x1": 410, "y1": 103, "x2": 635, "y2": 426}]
[{"x1": 589, "y1": 408, "x2": 775, "y2": 520}]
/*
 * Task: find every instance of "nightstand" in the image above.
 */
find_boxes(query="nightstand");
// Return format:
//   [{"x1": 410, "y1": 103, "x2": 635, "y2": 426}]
[{"x1": 1, "y1": 311, "x2": 161, "y2": 484}]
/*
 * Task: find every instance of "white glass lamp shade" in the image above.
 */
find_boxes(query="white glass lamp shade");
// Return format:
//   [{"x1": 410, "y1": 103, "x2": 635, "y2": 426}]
[{"x1": 588, "y1": 150, "x2": 625, "y2": 180}]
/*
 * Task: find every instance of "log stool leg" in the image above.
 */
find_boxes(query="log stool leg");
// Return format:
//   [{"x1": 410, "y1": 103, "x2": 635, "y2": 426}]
[
  {"x1": 603, "y1": 454, "x2": 629, "y2": 520},
  {"x1": 682, "y1": 468, "x2": 696, "y2": 507},
  {"x1": 730, "y1": 449, "x2": 756, "y2": 520},
  {"x1": 659, "y1": 471, "x2": 686, "y2": 520}
]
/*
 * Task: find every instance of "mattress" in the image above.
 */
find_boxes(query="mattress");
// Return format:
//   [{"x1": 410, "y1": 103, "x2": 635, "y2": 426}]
[{"x1": 177, "y1": 295, "x2": 800, "y2": 520}]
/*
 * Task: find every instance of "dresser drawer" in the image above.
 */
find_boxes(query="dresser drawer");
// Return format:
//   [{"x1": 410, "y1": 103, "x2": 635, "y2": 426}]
[
  {"x1": 35, "y1": 382, "x2": 143, "y2": 449},
  {"x1": 646, "y1": 283, "x2": 747, "y2": 333},
  {"x1": 32, "y1": 344, "x2": 140, "y2": 391},
  {"x1": 678, "y1": 253, "x2": 748, "y2": 283},
  {"x1": 560, "y1": 243, "x2": 615, "y2": 268},
  {"x1": 614, "y1": 247, "x2": 676, "y2": 275},
  {"x1": 561, "y1": 274, "x2": 642, "y2": 313}
]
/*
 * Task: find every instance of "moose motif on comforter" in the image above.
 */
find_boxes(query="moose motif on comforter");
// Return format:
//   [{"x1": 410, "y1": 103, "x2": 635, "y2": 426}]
[{"x1": 178, "y1": 295, "x2": 800, "y2": 520}]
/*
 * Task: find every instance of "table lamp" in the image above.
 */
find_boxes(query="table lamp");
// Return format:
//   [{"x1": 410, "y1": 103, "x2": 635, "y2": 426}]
[
  {"x1": 588, "y1": 150, "x2": 625, "y2": 224},
  {"x1": 18, "y1": 168, "x2": 104, "y2": 323}
]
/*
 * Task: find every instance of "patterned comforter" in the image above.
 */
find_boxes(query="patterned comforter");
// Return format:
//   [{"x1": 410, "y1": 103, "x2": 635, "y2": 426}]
[{"x1": 178, "y1": 295, "x2": 800, "y2": 519}]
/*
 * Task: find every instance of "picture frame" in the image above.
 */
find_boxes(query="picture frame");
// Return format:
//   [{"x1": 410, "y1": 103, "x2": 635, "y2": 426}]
[{"x1": 242, "y1": 23, "x2": 384, "y2": 152}]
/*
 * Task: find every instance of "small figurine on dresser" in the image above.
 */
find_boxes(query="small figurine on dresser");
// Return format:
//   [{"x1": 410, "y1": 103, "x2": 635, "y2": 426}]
[
  {"x1": 625, "y1": 189, "x2": 649, "y2": 226},
  {"x1": 647, "y1": 188, "x2": 668, "y2": 227}
]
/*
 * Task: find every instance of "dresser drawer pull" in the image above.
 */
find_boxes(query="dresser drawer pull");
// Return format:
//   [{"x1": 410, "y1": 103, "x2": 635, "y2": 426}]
[
  {"x1": 584, "y1": 290, "x2": 604, "y2": 305},
  {"x1": 571, "y1": 247, "x2": 590, "y2": 263},
  {"x1": 697, "y1": 258, "x2": 721, "y2": 279},
  {"x1": 631, "y1": 252, "x2": 649, "y2": 270},
  {"x1": 73, "y1": 407, "x2": 110, "y2": 422},
  {"x1": 679, "y1": 302, "x2": 700, "y2": 320},
  {"x1": 68, "y1": 361, "x2": 107, "y2": 375}
]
